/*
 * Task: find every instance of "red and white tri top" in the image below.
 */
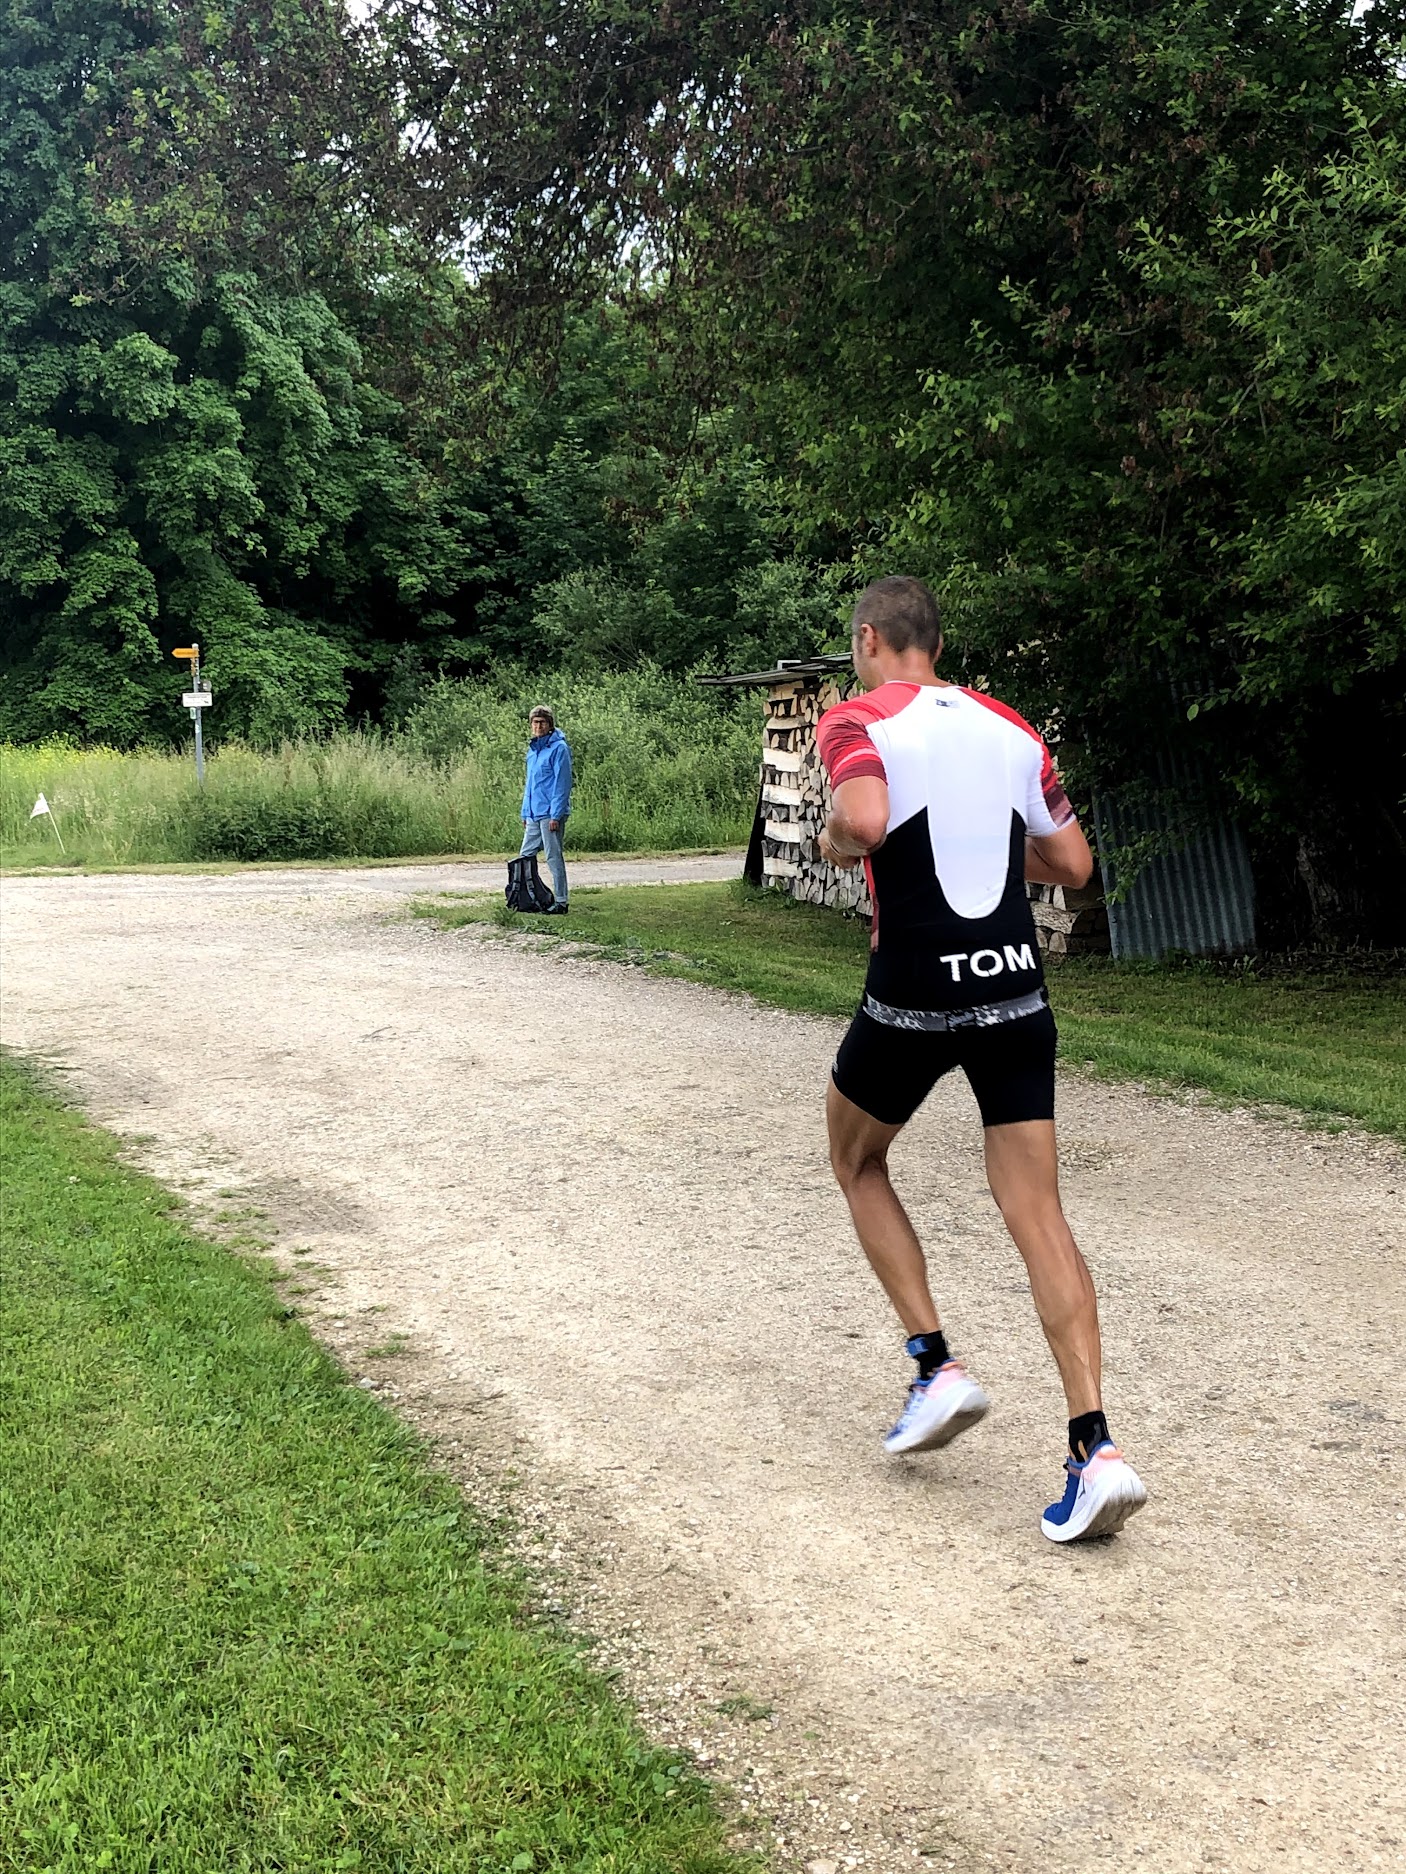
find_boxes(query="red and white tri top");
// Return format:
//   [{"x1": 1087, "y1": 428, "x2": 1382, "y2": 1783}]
[{"x1": 816, "y1": 682, "x2": 1075, "y2": 1014}]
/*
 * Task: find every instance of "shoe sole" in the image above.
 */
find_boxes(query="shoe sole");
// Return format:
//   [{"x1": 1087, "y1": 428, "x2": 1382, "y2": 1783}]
[
  {"x1": 1041, "y1": 1472, "x2": 1149, "y2": 1543},
  {"x1": 884, "y1": 1387, "x2": 990, "y2": 1456}
]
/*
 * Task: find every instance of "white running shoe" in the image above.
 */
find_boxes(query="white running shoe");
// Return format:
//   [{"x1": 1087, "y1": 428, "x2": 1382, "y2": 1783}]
[
  {"x1": 1040, "y1": 1441, "x2": 1148, "y2": 1542},
  {"x1": 883, "y1": 1360, "x2": 991, "y2": 1456}
]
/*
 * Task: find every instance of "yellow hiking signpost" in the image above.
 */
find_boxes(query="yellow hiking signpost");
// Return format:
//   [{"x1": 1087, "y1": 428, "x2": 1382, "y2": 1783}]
[{"x1": 172, "y1": 646, "x2": 211, "y2": 784}]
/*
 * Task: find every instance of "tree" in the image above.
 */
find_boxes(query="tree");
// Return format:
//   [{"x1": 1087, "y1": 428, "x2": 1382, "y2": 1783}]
[
  {"x1": 1153, "y1": 108, "x2": 1406, "y2": 938},
  {"x1": 0, "y1": 2, "x2": 472, "y2": 742},
  {"x1": 1, "y1": 4, "x2": 832, "y2": 742}
]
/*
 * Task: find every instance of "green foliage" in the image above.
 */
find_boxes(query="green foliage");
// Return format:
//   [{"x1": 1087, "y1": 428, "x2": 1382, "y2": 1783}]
[
  {"x1": 401, "y1": 664, "x2": 761, "y2": 850},
  {"x1": 0, "y1": 1055, "x2": 753, "y2": 1872},
  {"x1": 758, "y1": 5, "x2": 1406, "y2": 793},
  {"x1": 1197, "y1": 111, "x2": 1406, "y2": 700},
  {"x1": 3, "y1": 13, "x2": 345, "y2": 735},
  {"x1": 187, "y1": 789, "x2": 347, "y2": 863},
  {"x1": 534, "y1": 554, "x2": 838, "y2": 673},
  {"x1": 0, "y1": 7, "x2": 827, "y2": 749},
  {"x1": 0, "y1": 233, "x2": 470, "y2": 740},
  {"x1": 461, "y1": 327, "x2": 841, "y2": 675}
]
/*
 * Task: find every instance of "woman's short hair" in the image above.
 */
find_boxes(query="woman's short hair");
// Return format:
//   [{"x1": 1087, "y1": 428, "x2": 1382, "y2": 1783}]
[{"x1": 529, "y1": 704, "x2": 555, "y2": 728}]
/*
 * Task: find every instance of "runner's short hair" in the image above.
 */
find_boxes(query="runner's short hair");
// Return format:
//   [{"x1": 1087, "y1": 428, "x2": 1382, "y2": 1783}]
[
  {"x1": 851, "y1": 576, "x2": 942, "y2": 656},
  {"x1": 530, "y1": 704, "x2": 555, "y2": 727}
]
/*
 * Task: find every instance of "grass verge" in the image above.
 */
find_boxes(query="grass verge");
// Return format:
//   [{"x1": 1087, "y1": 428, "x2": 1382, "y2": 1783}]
[
  {"x1": 414, "y1": 881, "x2": 1406, "y2": 1143},
  {"x1": 0, "y1": 1054, "x2": 753, "y2": 1874}
]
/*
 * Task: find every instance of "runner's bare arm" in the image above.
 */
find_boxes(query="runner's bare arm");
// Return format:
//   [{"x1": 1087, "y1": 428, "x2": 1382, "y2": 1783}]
[
  {"x1": 820, "y1": 776, "x2": 889, "y2": 869},
  {"x1": 1025, "y1": 818, "x2": 1094, "y2": 889}
]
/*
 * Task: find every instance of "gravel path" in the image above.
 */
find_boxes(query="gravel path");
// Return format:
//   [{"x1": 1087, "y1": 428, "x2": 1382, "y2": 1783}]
[
  {"x1": 3, "y1": 864, "x2": 1403, "y2": 1874},
  {"x1": 6, "y1": 850, "x2": 743, "y2": 899}
]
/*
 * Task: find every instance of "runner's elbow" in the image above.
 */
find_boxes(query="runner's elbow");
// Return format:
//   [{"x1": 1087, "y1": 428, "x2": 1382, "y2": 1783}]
[
  {"x1": 1033, "y1": 824, "x2": 1094, "y2": 888},
  {"x1": 1042, "y1": 855, "x2": 1093, "y2": 889},
  {"x1": 842, "y1": 811, "x2": 888, "y2": 854}
]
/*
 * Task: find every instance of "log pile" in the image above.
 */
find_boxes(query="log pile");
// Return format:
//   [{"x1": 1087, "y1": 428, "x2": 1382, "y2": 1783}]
[
  {"x1": 755, "y1": 671, "x2": 1111, "y2": 955},
  {"x1": 759, "y1": 676, "x2": 872, "y2": 914},
  {"x1": 1026, "y1": 880, "x2": 1110, "y2": 957}
]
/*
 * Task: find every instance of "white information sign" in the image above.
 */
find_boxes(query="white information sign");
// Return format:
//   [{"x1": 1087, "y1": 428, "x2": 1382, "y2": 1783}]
[{"x1": 182, "y1": 692, "x2": 212, "y2": 708}]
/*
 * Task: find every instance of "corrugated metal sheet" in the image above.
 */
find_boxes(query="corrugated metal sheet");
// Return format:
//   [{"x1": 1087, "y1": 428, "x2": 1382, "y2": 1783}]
[{"x1": 1094, "y1": 781, "x2": 1256, "y2": 960}]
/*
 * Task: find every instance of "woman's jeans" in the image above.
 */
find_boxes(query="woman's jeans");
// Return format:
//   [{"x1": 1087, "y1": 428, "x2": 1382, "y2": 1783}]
[{"x1": 519, "y1": 817, "x2": 568, "y2": 905}]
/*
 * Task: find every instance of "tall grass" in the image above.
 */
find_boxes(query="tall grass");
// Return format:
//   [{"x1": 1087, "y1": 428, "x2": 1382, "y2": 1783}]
[{"x1": 0, "y1": 668, "x2": 761, "y2": 866}]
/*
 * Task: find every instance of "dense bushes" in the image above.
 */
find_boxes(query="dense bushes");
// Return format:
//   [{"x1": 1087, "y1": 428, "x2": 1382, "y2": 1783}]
[{"x1": 400, "y1": 664, "x2": 760, "y2": 846}]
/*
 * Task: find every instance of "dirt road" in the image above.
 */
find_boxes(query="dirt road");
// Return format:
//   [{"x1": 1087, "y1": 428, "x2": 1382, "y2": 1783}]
[{"x1": 3, "y1": 864, "x2": 1403, "y2": 1873}]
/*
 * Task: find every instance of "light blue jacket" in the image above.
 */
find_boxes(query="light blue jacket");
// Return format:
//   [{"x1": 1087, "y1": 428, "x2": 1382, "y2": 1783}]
[{"x1": 522, "y1": 728, "x2": 572, "y2": 821}]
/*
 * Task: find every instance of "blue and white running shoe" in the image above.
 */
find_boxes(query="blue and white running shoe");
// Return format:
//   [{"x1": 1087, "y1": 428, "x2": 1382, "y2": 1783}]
[
  {"x1": 883, "y1": 1361, "x2": 991, "y2": 1456},
  {"x1": 1041, "y1": 1441, "x2": 1148, "y2": 1542}
]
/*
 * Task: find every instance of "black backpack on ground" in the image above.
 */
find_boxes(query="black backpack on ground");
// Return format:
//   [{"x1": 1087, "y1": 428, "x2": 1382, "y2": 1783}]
[{"x1": 505, "y1": 854, "x2": 555, "y2": 913}]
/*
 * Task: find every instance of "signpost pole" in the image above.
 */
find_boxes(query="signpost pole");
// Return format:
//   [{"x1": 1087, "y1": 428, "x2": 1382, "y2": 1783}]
[
  {"x1": 173, "y1": 645, "x2": 210, "y2": 786},
  {"x1": 192, "y1": 646, "x2": 205, "y2": 786}
]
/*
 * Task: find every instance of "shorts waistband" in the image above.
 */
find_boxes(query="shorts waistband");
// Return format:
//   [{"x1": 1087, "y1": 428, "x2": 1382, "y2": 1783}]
[{"x1": 863, "y1": 986, "x2": 1050, "y2": 1033}]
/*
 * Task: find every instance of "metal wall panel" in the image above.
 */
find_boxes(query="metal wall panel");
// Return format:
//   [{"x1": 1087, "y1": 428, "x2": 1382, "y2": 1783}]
[{"x1": 1094, "y1": 786, "x2": 1257, "y2": 960}]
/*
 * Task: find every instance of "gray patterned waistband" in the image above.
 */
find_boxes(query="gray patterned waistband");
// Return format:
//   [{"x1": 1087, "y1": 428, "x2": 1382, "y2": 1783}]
[{"x1": 863, "y1": 986, "x2": 1049, "y2": 1033}]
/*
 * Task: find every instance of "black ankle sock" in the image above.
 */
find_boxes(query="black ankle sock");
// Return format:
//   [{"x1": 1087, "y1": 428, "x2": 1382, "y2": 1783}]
[
  {"x1": 1068, "y1": 1410, "x2": 1111, "y2": 1462},
  {"x1": 905, "y1": 1331, "x2": 950, "y2": 1380}
]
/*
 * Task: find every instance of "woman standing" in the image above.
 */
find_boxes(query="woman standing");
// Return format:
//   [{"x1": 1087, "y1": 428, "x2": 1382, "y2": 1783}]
[{"x1": 520, "y1": 705, "x2": 573, "y2": 913}]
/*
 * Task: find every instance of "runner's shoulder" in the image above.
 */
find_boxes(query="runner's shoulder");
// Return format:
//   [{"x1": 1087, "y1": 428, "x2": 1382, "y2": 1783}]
[
  {"x1": 961, "y1": 688, "x2": 1074, "y2": 824},
  {"x1": 957, "y1": 686, "x2": 1047, "y2": 747},
  {"x1": 817, "y1": 682, "x2": 923, "y2": 735},
  {"x1": 816, "y1": 691, "x2": 870, "y2": 735}
]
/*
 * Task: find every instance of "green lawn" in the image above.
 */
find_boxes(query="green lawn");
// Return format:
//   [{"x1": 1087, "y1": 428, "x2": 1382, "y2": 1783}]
[
  {"x1": 415, "y1": 882, "x2": 1406, "y2": 1142},
  {"x1": 0, "y1": 1056, "x2": 754, "y2": 1874}
]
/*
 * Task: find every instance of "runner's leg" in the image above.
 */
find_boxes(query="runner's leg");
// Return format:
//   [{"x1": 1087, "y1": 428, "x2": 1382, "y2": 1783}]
[
  {"x1": 826, "y1": 1080, "x2": 940, "y2": 1336},
  {"x1": 982, "y1": 1119, "x2": 1101, "y2": 1416}
]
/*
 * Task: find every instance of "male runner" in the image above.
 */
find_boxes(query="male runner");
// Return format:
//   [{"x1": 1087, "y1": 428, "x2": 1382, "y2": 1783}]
[{"x1": 817, "y1": 576, "x2": 1147, "y2": 1542}]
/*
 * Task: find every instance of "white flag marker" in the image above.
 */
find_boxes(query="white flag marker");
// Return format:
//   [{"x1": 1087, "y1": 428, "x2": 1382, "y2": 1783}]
[{"x1": 29, "y1": 792, "x2": 66, "y2": 851}]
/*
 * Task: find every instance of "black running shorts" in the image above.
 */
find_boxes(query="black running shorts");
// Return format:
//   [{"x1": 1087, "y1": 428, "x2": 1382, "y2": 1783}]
[{"x1": 831, "y1": 1004, "x2": 1058, "y2": 1129}]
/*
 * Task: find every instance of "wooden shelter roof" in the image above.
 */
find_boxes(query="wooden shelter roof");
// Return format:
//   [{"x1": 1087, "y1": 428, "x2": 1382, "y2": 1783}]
[{"x1": 695, "y1": 654, "x2": 853, "y2": 688}]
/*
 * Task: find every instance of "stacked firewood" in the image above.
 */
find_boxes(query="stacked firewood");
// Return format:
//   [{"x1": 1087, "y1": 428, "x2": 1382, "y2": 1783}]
[
  {"x1": 1026, "y1": 880, "x2": 1110, "y2": 957},
  {"x1": 759, "y1": 676, "x2": 873, "y2": 914}
]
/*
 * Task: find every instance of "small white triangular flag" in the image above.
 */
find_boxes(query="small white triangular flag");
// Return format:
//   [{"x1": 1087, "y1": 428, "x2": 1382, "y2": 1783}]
[{"x1": 28, "y1": 791, "x2": 66, "y2": 850}]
